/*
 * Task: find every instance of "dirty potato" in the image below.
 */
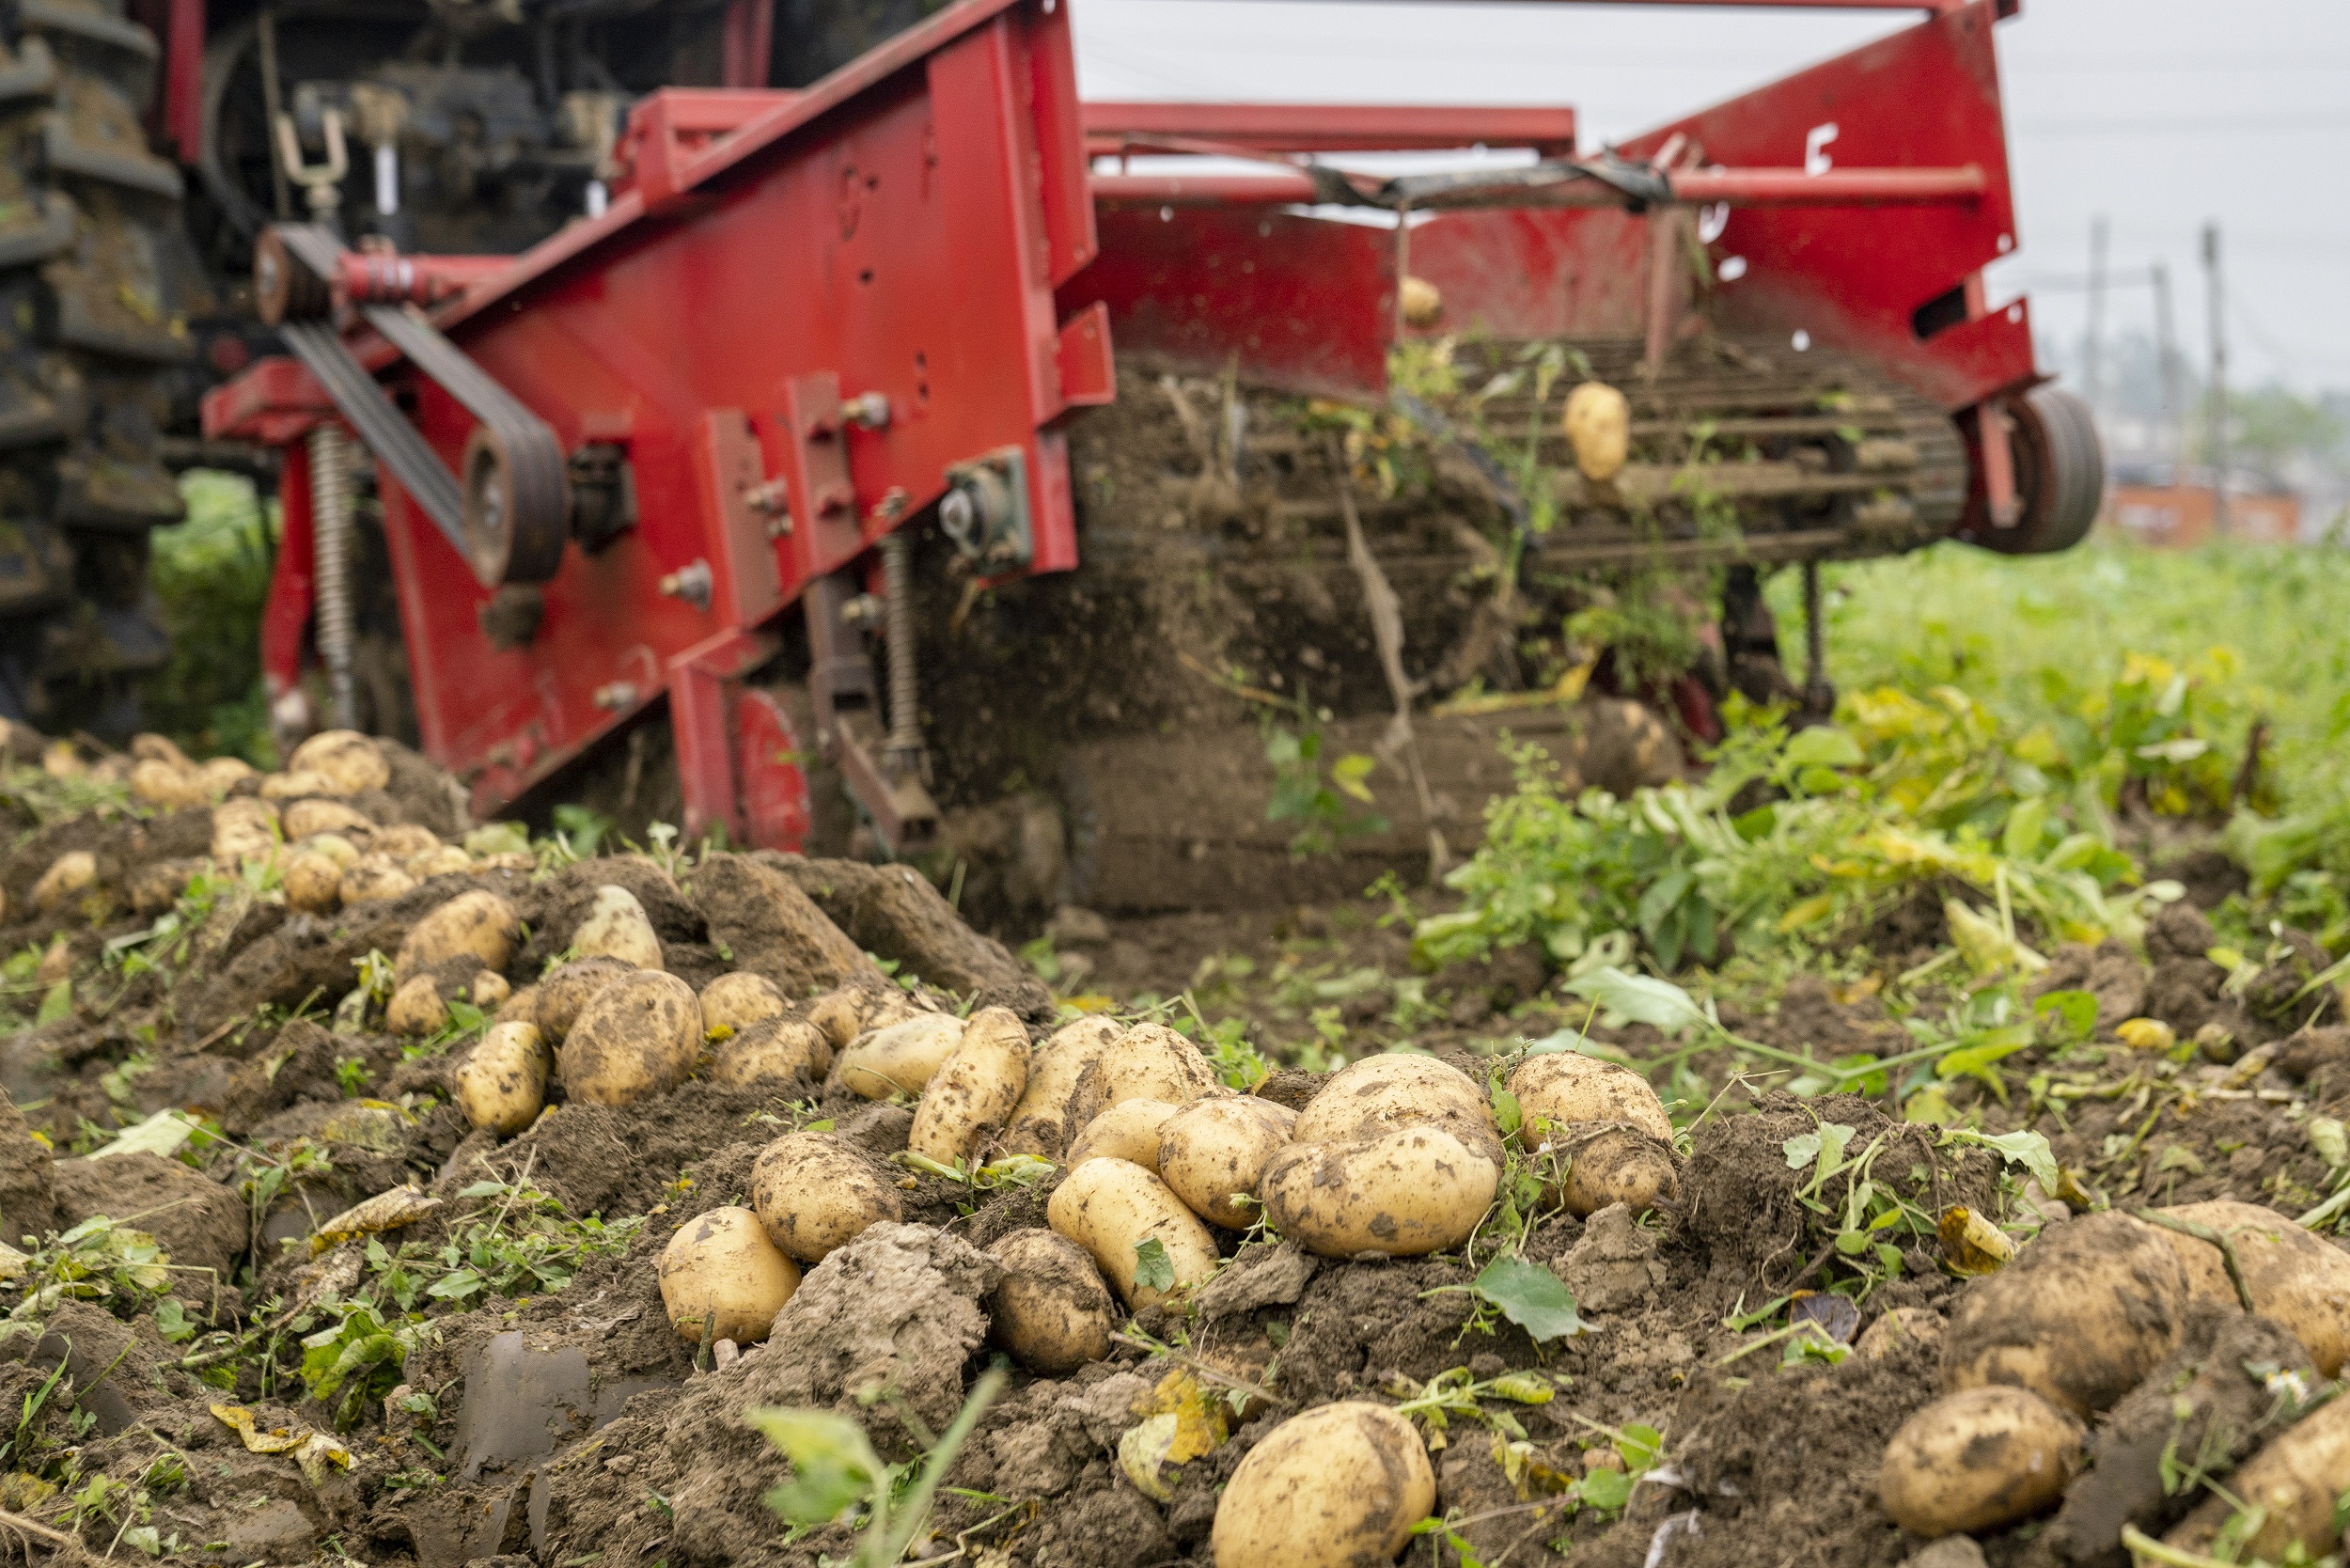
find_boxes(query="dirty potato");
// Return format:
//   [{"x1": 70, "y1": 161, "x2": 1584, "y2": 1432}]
[
  {"x1": 535, "y1": 956, "x2": 634, "y2": 1044},
  {"x1": 805, "y1": 985, "x2": 920, "y2": 1053},
  {"x1": 30, "y1": 851, "x2": 96, "y2": 912},
  {"x1": 558, "y1": 970, "x2": 702, "y2": 1107},
  {"x1": 408, "y1": 844, "x2": 475, "y2": 880},
  {"x1": 1857, "y1": 1307, "x2": 1945, "y2": 1361},
  {"x1": 1552, "y1": 1121, "x2": 1678, "y2": 1217},
  {"x1": 2154, "y1": 1200, "x2": 2350, "y2": 1376},
  {"x1": 985, "y1": 1229, "x2": 1117, "y2": 1375},
  {"x1": 1046, "y1": 1155, "x2": 1220, "y2": 1309},
  {"x1": 657, "y1": 1205, "x2": 799, "y2": 1345},
  {"x1": 130, "y1": 759, "x2": 204, "y2": 808},
  {"x1": 1878, "y1": 1387, "x2": 2083, "y2": 1536},
  {"x1": 1066, "y1": 1099, "x2": 1183, "y2": 1173},
  {"x1": 455, "y1": 1021, "x2": 550, "y2": 1135},
  {"x1": 750, "y1": 1131, "x2": 902, "y2": 1262},
  {"x1": 700, "y1": 972, "x2": 787, "y2": 1035},
  {"x1": 1942, "y1": 1210, "x2": 2190, "y2": 1418},
  {"x1": 2165, "y1": 1395, "x2": 2350, "y2": 1562},
  {"x1": 1509, "y1": 1052, "x2": 1672, "y2": 1141},
  {"x1": 386, "y1": 974, "x2": 449, "y2": 1037},
  {"x1": 283, "y1": 851, "x2": 343, "y2": 914},
  {"x1": 1002, "y1": 1016, "x2": 1127, "y2": 1157},
  {"x1": 1074, "y1": 1022, "x2": 1220, "y2": 1116},
  {"x1": 125, "y1": 857, "x2": 205, "y2": 917},
  {"x1": 907, "y1": 1007, "x2": 1030, "y2": 1168},
  {"x1": 1562, "y1": 381, "x2": 1631, "y2": 482},
  {"x1": 283, "y1": 798, "x2": 373, "y2": 839},
  {"x1": 1158, "y1": 1095, "x2": 1295, "y2": 1230},
  {"x1": 288, "y1": 729, "x2": 391, "y2": 794},
  {"x1": 394, "y1": 888, "x2": 519, "y2": 984},
  {"x1": 834, "y1": 1011, "x2": 966, "y2": 1099},
  {"x1": 197, "y1": 756, "x2": 256, "y2": 793},
  {"x1": 494, "y1": 983, "x2": 540, "y2": 1025},
  {"x1": 570, "y1": 883, "x2": 664, "y2": 969},
  {"x1": 372, "y1": 823, "x2": 442, "y2": 861},
  {"x1": 259, "y1": 768, "x2": 338, "y2": 800},
  {"x1": 710, "y1": 1016, "x2": 831, "y2": 1088},
  {"x1": 337, "y1": 855, "x2": 415, "y2": 905},
  {"x1": 1260, "y1": 1126, "x2": 1497, "y2": 1259},
  {"x1": 471, "y1": 971, "x2": 510, "y2": 1009},
  {"x1": 210, "y1": 798, "x2": 278, "y2": 865},
  {"x1": 1211, "y1": 1402, "x2": 1434, "y2": 1568},
  {"x1": 1292, "y1": 1051, "x2": 1499, "y2": 1161},
  {"x1": 300, "y1": 832, "x2": 361, "y2": 868}
]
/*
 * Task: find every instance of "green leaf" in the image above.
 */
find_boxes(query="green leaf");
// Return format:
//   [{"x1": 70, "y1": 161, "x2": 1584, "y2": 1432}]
[
  {"x1": 1563, "y1": 967, "x2": 1705, "y2": 1037},
  {"x1": 1616, "y1": 1424, "x2": 1664, "y2": 1475},
  {"x1": 1578, "y1": 1466, "x2": 1632, "y2": 1513},
  {"x1": 1783, "y1": 1132, "x2": 1822, "y2": 1170},
  {"x1": 1945, "y1": 1128, "x2": 2062, "y2": 1193},
  {"x1": 1489, "y1": 1083, "x2": 1523, "y2": 1138},
  {"x1": 87, "y1": 1108, "x2": 203, "y2": 1161},
  {"x1": 1133, "y1": 1237, "x2": 1175, "y2": 1295},
  {"x1": 744, "y1": 1406, "x2": 883, "y2": 1527},
  {"x1": 1330, "y1": 753, "x2": 1379, "y2": 804},
  {"x1": 2031, "y1": 989, "x2": 2098, "y2": 1043},
  {"x1": 2001, "y1": 796, "x2": 2049, "y2": 859},
  {"x1": 1469, "y1": 1255, "x2": 1583, "y2": 1342},
  {"x1": 1781, "y1": 728, "x2": 1863, "y2": 771},
  {"x1": 154, "y1": 1299, "x2": 193, "y2": 1344},
  {"x1": 34, "y1": 980, "x2": 70, "y2": 1027}
]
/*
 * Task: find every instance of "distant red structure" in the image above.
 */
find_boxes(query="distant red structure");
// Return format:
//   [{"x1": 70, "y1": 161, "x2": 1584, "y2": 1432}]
[{"x1": 2107, "y1": 485, "x2": 2301, "y2": 547}]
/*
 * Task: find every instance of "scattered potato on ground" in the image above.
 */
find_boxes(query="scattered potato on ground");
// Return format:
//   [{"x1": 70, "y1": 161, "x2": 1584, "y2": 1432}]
[
  {"x1": 1293, "y1": 1051, "x2": 1501, "y2": 1161},
  {"x1": 30, "y1": 852, "x2": 96, "y2": 912},
  {"x1": 1858, "y1": 1307, "x2": 1944, "y2": 1361},
  {"x1": 985, "y1": 1228, "x2": 1117, "y2": 1374},
  {"x1": 1002, "y1": 1015, "x2": 1127, "y2": 1157},
  {"x1": 288, "y1": 729, "x2": 391, "y2": 794},
  {"x1": 1158, "y1": 1094, "x2": 1294, "y2": 1229},
  {"x1": 372, "y1": 823, "x2": 442, "y2": 861},
  {"x1": 2153, "y1": 1199, "x2": 2350, "y2": 1375},
  {"x1": 284, "y1": 798, "x2": 372, "y2": 839},
  {"x1": 455, "y1": 1021, "x2": 551, "y2": 1135},
  {"x1": 1877, "y1": 1387, "x2": 2083, "y2": 1536},
  {"x1": 537, "y1": 956, "x2": 634, "y2": 1043},
  {"x1": 211, "y1": 798, "x2": 277, "y2": 864},
  {"x1": 394, "y1": 888, "x2": 520, "y2": 984},
  {"x1": 1211, "y1": 1401, "x2": 1434, "y2": 1568},
  {"x1": 130, "y1": 758, "x2": 204, "y2": 807},
  {"x1": 301, "y1": 832, "x2": 361, "y2": 868},
  {"x1": 283, "y1": 851, "x2": 342, "y2": 913},
  {"x1": 833, "y1": 1011, "x2": 966, "y2": 1098},
  {"x1": 1510, "y1": 1051, "x2": 1672, "y2": 1141},
  {"x1": 558, "y1": 969, "x2": 702, "y2": 1107},
  {"x1": 386, "y1": 974, "x2": 448, "y2": 1037},
  {"x1": 907, "y1": 1006, "x2": 1030, "y2": 1168},
  {"x1": 1073, "y1": 1021, "x2": 1220, "y2": 1120},
  {"x1": 1066, "y1": 1098, "x2": 1182, "y2": 1173},
  {"x1": 409, "y1": 844, "x2": 474, "y2": 880},
  {"x1": 700, "y1": 972, "x2": 787, "y2": 1035},
  {"x1": 494, "y1": 983, "x2": 540, "y2": 1025},
  {"x1": 197, "y1": 756, "x2": 255, "y2": 792},
  {"x1": 1261, "y1": 1125, "x2": 1496, "y2": 1258},
  {"x1": 259, "y1": 768, "x2": 337, "y2": 799},
  {"x1": 657, "y1": 1205, "x2": 799, "y2": 1344},
  {"x1": 1046, "y1": 1155, "x2": 1220, "y2": 1309},
  {"x1": 2165, "y1": 1394, "x2": 2350, "y2": 1561},
  {"x1": 339, "y1": 854, "x2": 415, "y2": 905},
  {"x1": 750, "y1": 1131, "x2": 901, "y2": 1262},
  {"x1": 710, "y1": 1016, "x2": 831, "y2": 1087},
  {"x1": 1552, "y1": 1121, "x2": 1678, "y2": 1216},
  {"x1": 571, "y1": 883, "x2": 664, "y2": 968},
  {"x1": 472, "y1": 971, "x2": 510, "y2": 1009}
]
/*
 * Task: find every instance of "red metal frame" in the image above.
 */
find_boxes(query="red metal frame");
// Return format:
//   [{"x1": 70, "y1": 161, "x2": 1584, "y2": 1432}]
[{"x1": 208, "y1": 0, "x2": 2048, "y2": 844}]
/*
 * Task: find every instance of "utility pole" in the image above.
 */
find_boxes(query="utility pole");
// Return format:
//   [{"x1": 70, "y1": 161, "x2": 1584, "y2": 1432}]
[
  {"x1": 2084, "y1": 214, "x2": 2108, "y2": 417},
  {"x1": 2152, "y1": 261, "x2": 2182, "y2": 469},
  {"x1": 2201, "y1": 222, "x2": 2228, "y2": 535}
]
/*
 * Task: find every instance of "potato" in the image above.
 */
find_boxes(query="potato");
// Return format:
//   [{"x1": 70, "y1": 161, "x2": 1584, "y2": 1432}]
[
  {"x1": 986, "y1": 1229, "x2": 1116, "y2": 1374},
  {"x1": 1076, "y1": 1022, "x2": 1220, "y2": 1114},
  {"x1": 1159, "y1": 1095, "x2": 1295, "y2": 1229},
  {"x1": 1509, "y1": 1052, "x2": 1671, "y2": 1141},
  {"x1": 129, "y1": 733, "x2": 191, "y2": 767},
  {"x1": 1398, "y1": 274, "x2": 1442, "y2": 328},
  {"x1": 1047, "y1": 1156, "x2": 1220, "y2": 1309},
  {"x1": 1211, "y1": 1402, "x2": 1434, "y2": 1568},
  {"x1": 1293, "y1": 1052, "x2": 1499, "y2": 1162},
  {"x1": 1877, "y1": 1387, "x2": 2083, "y2": 1537},
  {"x1": 394, "y1": 889, "x2": 519, "y2": 984},
  {"x1": 657, "y1": 1204, "x2": 799, "y2": 1345},
  {"x1": 1067, "y1": 1099, "x2": 1182, "y2": 1173},
  {"x1": 1563, "y1": 381, "x2": 1631, "y2": 483},
  {"x1": 1002, "y1": 1016, "x2": 1127, "y2": 1157},
  {"x1": 30, "y1": 851, "x2": 96, "y2": 912},
  {"x1": 701, "y1": 972, "x2": 787, "y2": 1036},
  {"x1": 2165, "y1": 1395, "x2": 2350, "y2": 1562},
  {"x1": 260, "y1": 768, "x2": 340, "y2": 800},
  {"x1": 834, "y1": 1011, "x2": 966, "y2": 1099},
  {"x1": 408, "y1": 844, "x2": 475, "y2": 880},
  {"x1": 299, "y1": 832, "x2": 361, "y2": 869},
  {"x1": 130, "y1": 759, "x2": 204, "y2": 808},
  {"x1": 455, "y1": 1021, "x2": 550, "y2": 1135},
  {"x1": 471, "y1": 970, "x2": 510, "y2": 1009},
  {"x1": 386, "y1": 974, "x2": 448, "y2": 1037},
  {"x1": 1857, "y1": 1307, "x2": 1944, "y2": 1361},
  {"x1": 805, "y1": 985, "x2": 919, "y2": 1052},
  {"x1": 197, "y1": 756, "x2": 256, "y2": 793},
  {"x1": 1261, "y1": 1126, "x2": 1497, "y2": 1259},
  {"x1": 570, "y1": 884, "x2": 663, "y2": 969},
  {"x1": 371, "y1": 823, "x2": 442, "y2": 861},
  {"x1": 908, "y1": 1007, "x2": 1030, "y2": 1168},
  {"x1": 288, "y1": 729, "x2": 391, "y2": 794},
  {"x1": 338, "y1": 854, "x2": 415, "y2": 905},
  {"x1": 494, "y1": 983, "x2": 539, "y2": 1025},
  {"x1": 2154, "y1": 1200, "x2": 2350, "y2": 1376},
  {"x1": 211, "y1": 797, "x2": 278, "y2": 865},
  {"x1": 707, "y1": 1016, "x2": 824, "y2": 1086},
  {"x1": 125, "y1": 857, "x2": 203, "y2": 917},
  {"x1": 1942, "y1": 1210, "x2": 2190, "y2": 1418},
  {"x1": 750, "y1": 1131, "x2": 902, "y2": 1262},
  {"x1": 559, "y1": 969, "x2": 702, "y2": 1107},
  {"x1": 536, "y1": 956, "x2": 634, "y2": 1043},
  {"x1": 1552, "y1": 1121, "x2": 1677, "y2": 1217},
  {"x1": 283, "y1": 851, "x2": 342, "y2": 914},
  {"x1": 283, "y1": 798, "x2": 372, "y2": 839}
]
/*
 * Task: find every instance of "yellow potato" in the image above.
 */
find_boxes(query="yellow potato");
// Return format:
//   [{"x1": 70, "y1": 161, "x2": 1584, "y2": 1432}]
[
  {"x1": 298, "y1": 832, "x2": 361, "y2": 869},
  {"x1": 130, "y1": 759, "x2": 205, "y2": 808},
  {"x1": 371, "y1": 823, "x2": 442, "y2": 861},
  {"x1": 30, "y1": 851, "x2": 96, "y2": 912},
  {"x1": 494, "y1": 983, "x2": 540, "y2": 1026},
  {"x1": 1260, "y1": 1126, "x2": 1497, "y2": 1259},
  {"x1": 1211, "y1": 1402, "x2": 1434, "y2": 1568},
  {"x1": 1857, "y1": 1307, "x2": 1944, "y2": 1361},
  {"x1": 259, "y1": 768, "x2": 339, "y2": 800},
  {"x1": 750, "y1": 1131, "x2": 902, "y2": 1262},
  {"x1": 1943, "y1": 1210, "x2": 2190, "y2": 1418},
  {"x1": 1077, "y1": 1022, "x2": 1220, "y2": 1112},
  {"x1": 908, "y1": 1007, "x2": 1030, "y2": 1168},
  {"x1": 1047, "y1": 1156, "x2": 1220, "y2": 1309},
  {"x1": 455, "y1": 1021, "x2": 550, "y2": 1136},
  {"x1": 471, "y1": 971, "x2": 511, "y2": 1009},
  {"x1": 701, "y1": 972, "x2": 788, "y2": 1035},
  {"x1": 1398, "y1": 274, "x2": 1442, "y2": 327},
  {"x1": 1067, "y1": 1099, "x2": 1182, "y2": 1173},
  {"x1": 408, "y1": 844, "x2": 475, "y2": 880},
  {"x1": 338, "y1": 854, "x2": 415, "y2": 906},
  {"x1": 1002, "y1": 1015, "x2": 1127, "y2": 1157},
  {"x1": 210, "y1": 797, "x2": 278, "y2": 865},
  {"x1": 1158, "y1": 1095, "x2": 1295, "y2": 1230},
  {"x1": 283, "y1": 798, "x2": 373, "y2": 840},
  {"x1": 535, "y1": 956, "x2": 633, "y2": 1044},
  {"x1": 386, "y1": 974, "x2": 448, "y2": 1037},
  {"x1": 394, "y1": 889, "x2": 519, "y2": 984},
  {"x1": 570, "y1": 884, "x2": 664, "y2": 969},
  {"x1": 805, "y1": 985, "x2": 919, "y2": 1052},
  {"x1": 1550, "y1": 1121, "x2": 1677, "y2": 1217},
  {"x1": 986, "y1": 1228, "x2": 1116, "y2": 1375},
  {"x1": 1562, "y1": 381, "x2": 1631, "y2": 482},
  {"x1": 1877, "y1": 1387, "x2": 2083, "y2": 1537},
  {"x1": 2154, "y1": 1200, "x2": 2350, "y2": 1376},
  {"x1": 287, "y1": 729, "x2": 391, "y2": 794},
  {"x1": 283, "y1": 851, "x2": 342, "y2": 914},
  {"x1": 710, "y1": 1016, "x2": 832, "y2": 1088},
  {"x1": 558, "y1": 969, "x2": 702, "y2": 1107},
  {"x1": 1293, "y1": 1052, "x2": 1499, "y2": 1162},
  {"x1": 2166, "y1": 1397, "x2": 2350, "y2": 1562},
  {"x1": 657, "y1": 1205, "x2": 799, "y2": 1345},
  {"x1": 834, "y1": 1011, "x2": 966, "y2": 1099},
  {"x1": 1509, "y1": 1052, "x2": 1671, "y2": 1141},
  {"x1": 197, "y1": 756, "x2": 256, "y2": 793}
]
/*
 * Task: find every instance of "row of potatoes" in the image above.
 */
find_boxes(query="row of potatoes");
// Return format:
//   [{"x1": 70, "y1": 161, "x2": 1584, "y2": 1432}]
[{"x1": 1879, "y1": 1203, "x2": 2350, "y2": 1555}]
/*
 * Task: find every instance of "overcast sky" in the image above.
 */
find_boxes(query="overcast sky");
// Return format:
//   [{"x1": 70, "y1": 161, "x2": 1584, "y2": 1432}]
[{"x1": 1071, "y1": 0, "x2": 2349, "y2": 396}]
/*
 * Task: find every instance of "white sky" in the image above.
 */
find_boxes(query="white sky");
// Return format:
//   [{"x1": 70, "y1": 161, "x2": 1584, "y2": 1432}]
[{"x1": 1071, "y1": 0, "x2": 2350, "y2": 394}]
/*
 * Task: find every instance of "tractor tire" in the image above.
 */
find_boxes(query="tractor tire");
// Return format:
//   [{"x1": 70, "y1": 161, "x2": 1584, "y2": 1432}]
[{"x1": 0, "y1": 0, "x2": 199, "y2": 738}]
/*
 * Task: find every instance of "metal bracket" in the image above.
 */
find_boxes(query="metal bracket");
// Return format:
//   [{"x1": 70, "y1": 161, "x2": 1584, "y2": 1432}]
[
  {"x1": 939, "y1": 446, "x2": 1031, "y2": 572},
  {"x1": 805, "y1": 571, "x2": 938, "y2": 855}
]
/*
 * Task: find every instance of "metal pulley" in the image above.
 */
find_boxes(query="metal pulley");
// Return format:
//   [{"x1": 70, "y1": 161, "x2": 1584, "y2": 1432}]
[{"x1": 939, "y1": 447, "x2": 1031, "y2": 572}]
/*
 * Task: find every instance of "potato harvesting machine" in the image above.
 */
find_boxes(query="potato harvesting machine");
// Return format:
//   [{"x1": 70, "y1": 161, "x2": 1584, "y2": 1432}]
[{"x1": 200, "y1": 0, "x2": 2101, "y2": 867}]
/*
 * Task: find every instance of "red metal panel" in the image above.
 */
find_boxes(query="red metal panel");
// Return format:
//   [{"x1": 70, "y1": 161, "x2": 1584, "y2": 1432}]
[
  {"x1": 1084, "y1": 102, "x2": 1576, "y2": 155},
  {"x1": 734, "y1": 688, "x2": 812, "y2": 851},
  {"x1": 260, "y1": 440, "x2": 316, "y2": 707}
]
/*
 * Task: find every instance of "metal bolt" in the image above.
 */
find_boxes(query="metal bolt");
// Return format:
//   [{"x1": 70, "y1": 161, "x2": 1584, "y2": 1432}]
[
  {"x1": 840, "y1": 391, "x2": 891, "y2": 430},
  {"x1": 870, "y1": 486, "x2": 909, "y2": 525},
  {"x1": 657, "y1": 558, "x2": 714, "y2": 610},
  {"x1": 592, "y1": 682, "x2": 638, "y2": 711}
]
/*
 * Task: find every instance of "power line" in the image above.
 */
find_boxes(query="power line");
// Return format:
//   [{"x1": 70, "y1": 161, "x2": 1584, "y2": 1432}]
[{"x1": 2017, "y1": 114, "x2": 2350, "y2": 135}]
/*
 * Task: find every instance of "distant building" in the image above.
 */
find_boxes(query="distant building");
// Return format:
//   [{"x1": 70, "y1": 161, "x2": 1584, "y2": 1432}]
[{"x1": 2101, "y1": 463, "x2": 2303, "y2": 545}]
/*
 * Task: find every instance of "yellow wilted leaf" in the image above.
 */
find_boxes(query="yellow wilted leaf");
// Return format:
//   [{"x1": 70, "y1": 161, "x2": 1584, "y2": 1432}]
[
  {"x1": 308, "y1": 1184, "x2": 442, "y2": 1256},
  {"x1": 2115, "y1": 1017, "x2": 2177, "y2": 1052},
  {"x1": 1777, "y1": 894, "x2": 1835, "y2": 934},
  {"x1": 1140, "y1": 1370, "x2": 1230, "y2": 1464},
  {"x1": 1937, "y1": 1205, "x2": 2015, "y2": 1276}
]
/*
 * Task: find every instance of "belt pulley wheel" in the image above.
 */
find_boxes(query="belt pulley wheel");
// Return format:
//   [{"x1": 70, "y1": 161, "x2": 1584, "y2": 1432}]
[{"x1": 461, "y1": 416, "x2": 569, "y2": 587}]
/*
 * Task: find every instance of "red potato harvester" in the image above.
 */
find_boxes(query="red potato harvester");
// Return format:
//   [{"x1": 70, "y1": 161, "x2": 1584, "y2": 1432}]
[{"x1": 202, "y1": 0, "x2": 2099, "y2": 855}]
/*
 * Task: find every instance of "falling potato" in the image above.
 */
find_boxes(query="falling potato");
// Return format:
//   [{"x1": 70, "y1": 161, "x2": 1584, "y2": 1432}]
[
  {"x1": 1562, "y1": 380, "x2": 1631, "y2": 482},
  {"x1": 1399, "y1": 275, "x2": 1443, "y2": 328}
]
